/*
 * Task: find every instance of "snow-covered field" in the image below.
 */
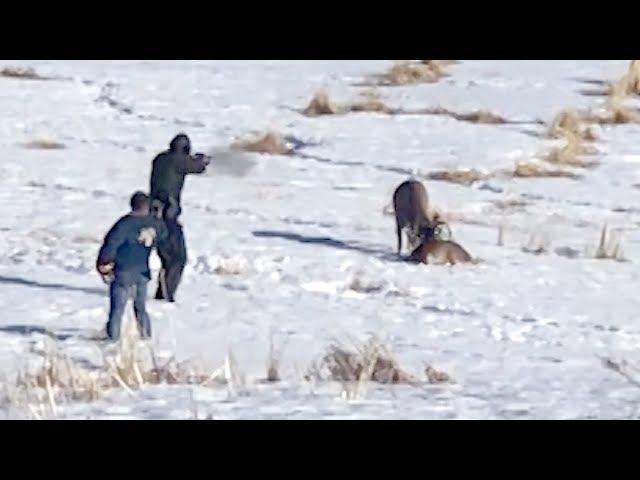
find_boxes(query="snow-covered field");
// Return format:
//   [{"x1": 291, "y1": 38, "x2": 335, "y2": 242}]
[{"x1": 1, "y1": 60, "x2": 640, "y2": 419}]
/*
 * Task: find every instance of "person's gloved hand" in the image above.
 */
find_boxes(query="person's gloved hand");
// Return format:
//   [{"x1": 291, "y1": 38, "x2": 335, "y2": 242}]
[{"x1": 194, "y1": 153, "x2": 211, "y2": 166}]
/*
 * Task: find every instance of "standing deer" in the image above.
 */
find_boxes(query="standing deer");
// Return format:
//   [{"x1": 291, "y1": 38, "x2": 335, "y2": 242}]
[{"x1": 393, "y1": 179, "x2": 433, "y2": 255}]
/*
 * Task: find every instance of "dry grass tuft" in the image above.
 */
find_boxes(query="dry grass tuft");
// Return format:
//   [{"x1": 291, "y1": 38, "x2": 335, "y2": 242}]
[
  {"x1": 265, "y1": 331, "x2": 285, "y2": 383},
  {"x1": 601, "y1": 357, "x2": 640, "y2": 389},
  {"x1": 372, "y1": 61, "x2": 449, "y2": 86},
  {"x1": 451, "y1": 110, "x2": 507, "y2": 124},
  {"x1": 15, "y1": 353, "x2": 103, "y2": 405},
  {"x1": 0, "y1": 66, "x2": 46, "y2": 80},
  {"x1": 594, "y1": 224, "x2": 625, "y2": 261},
  {"x1": 321, "y1": 338, "x2": 416, "y2": 386},
  {"x1": 24, "y1": 137, "x2": 67, "y2": 150},
  {"x1": 348, "y1": 97, "x2": 393, "y2": 114},
  {"x1": 232, "y1": 131, "x2": 293, "y2": 155},
  {"x1": 548, "y1": 109, "x2": 598, "y2": 141},
  {"x1": 302, "y1": 89, "x2": 393, "y2": 116},
  {"x1": 422, "y1": 106, "x2": 508, "y2": 124},
  {"x1": 542, "y1": 136, "x2": 598, "y2": 168},
  {"x1": 302, "y1": 90, "x2": 342, "y2": 117},
  {"x1": 609, "y1": 60, "x2": 640, "y2": 98},
  {"x1": 512, "y1": 159, "x2": 579, "y2": 179},
  {"x1": 425, "y1": 365, "x2": 452, "y2": 384},
  {"x1": 421, "y1": 60, "x2": 458, "y2": 68},
  {"x1": 586, "y1": 100, "x2": 640, "y2": 124},
  {"x1": 497, "y1": 223, "x2": 505, "y2": 247},
  {"x1": 427, "y1": 168, "x2": 489, "y2": 186},
  {"x1": 6, "y1": 319, "x2": 233, "y2": 418},
  {"x1": 579, "y1": 61, "x2": 640, "y2": 98}
]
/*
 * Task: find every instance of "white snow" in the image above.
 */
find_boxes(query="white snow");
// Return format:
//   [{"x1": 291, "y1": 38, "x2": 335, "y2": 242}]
[{"x1": 1, "y1": 60, "x2": 640, "y2": 419}]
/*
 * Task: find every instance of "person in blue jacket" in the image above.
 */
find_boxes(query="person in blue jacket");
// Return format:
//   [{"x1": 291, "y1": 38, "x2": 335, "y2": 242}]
[{"x1": 96, "y1": 192, "x2": 168, "y2": 341}]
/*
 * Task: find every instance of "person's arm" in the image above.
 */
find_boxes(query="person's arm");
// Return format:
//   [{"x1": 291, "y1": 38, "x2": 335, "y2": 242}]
[
  {"x1": 97, "y1": 219, "x2": 127, "y2": 270},
  {"x1": 175, "y1": 153, "x2": 210, "y2": 175}
]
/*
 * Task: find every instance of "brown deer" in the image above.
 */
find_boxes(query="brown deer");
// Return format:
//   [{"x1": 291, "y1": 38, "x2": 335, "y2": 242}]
[
  {"x1": 393, "y1": 179, "x2": 433, "y2": 255},
  {"x1": 409, "y1": 235, "x2": 473, "y2": 266}
]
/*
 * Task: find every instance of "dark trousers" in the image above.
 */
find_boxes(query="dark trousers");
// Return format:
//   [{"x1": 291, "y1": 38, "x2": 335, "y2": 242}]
[
  {"x1": 155, "y1": 220, "x2": 187, "y2": 303},
  {"x1": 107, "y1": 275, "x2": 151, "y2": 340}
]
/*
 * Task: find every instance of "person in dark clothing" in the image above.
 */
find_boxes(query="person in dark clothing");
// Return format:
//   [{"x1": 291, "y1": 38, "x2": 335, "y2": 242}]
[
  {"x1": 97, "y1": 192, "x2": 168, "y2": 341},
  {"x1": 149, "y1": 134, "x2": 210, "y2": 302},
  {"x1": 149, "y1": 133, "x2": 210, "y2": 218}
]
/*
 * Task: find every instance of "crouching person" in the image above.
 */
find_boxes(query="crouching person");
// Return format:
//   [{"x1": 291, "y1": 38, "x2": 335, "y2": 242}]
[{"x1": 96, "y1": 192, "x2": 168, "y2": 341}]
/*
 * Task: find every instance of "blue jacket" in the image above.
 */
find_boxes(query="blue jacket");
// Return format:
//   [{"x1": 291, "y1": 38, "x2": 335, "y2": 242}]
[{"x1": 97, "y1": 213, "x2": 168, "y2": 282}]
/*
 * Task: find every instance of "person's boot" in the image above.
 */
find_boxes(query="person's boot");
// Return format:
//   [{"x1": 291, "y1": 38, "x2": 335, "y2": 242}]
[{"x1": 155, "y1": 284, "x2": 165, "y2": 300}]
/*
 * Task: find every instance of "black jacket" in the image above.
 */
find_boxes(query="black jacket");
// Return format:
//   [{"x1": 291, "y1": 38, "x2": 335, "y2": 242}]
[{"x1": 149, "y1": 150, "x2": 208, "y2": 208}]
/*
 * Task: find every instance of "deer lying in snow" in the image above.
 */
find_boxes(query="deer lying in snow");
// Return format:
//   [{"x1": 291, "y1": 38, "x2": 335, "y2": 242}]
[{"x1": 410, "y1": 237, "x2": 473, "y2": 265}]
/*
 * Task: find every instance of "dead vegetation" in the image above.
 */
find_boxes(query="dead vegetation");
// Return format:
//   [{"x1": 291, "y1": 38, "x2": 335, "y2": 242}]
[
  {"x1": 23, "y1": 137, "x2": 67, "y2": 150},
  {"x1": 512, "y1": 159, "x2": 579, "y2": 179},
  {"x1": 578, "y1": 62, "x2": 637, "y2": 97},
  {"x1": 373, "y1": 61, "x2": 450, "y2": 86},
  {"x1": 232, "y1": 131, "x2": 293, "y2": 155},
  {"x1": 451, "y1": 110, "x2": 508, "y2": 124},
  {"x1": 422, "y1": 107, "x2": 508, "y2": 124},
  {"x1": 425, "y1": 365, "x2": 452, "y2": 384},
  {"x1": 576, "y1": 61, "x2": 640, "y2": 126},
  {"x1": 582, "y1": 60, "x2": 640, "y2": 98},
  {"x1": 601, "y1": 357, "x2": 640, "y2": 389},
  {"x1": 497, "y1": 223, "x2": 505, "y2": 246},
  {"x1": 541, "y1": 108, "x2": 601, "y2": 172},
  {"x1": 301, "y1": 91, "x2": 512, "y2": 124},
  {"x1": 348, "y1": 96, "x2": 393, "y2": 114},
  {"x1": 542, "y1": 62, "x2": 640, "y2": 183},
  {"x1": 305, "y1": 337, "x2": 453, "y2": 401},
  {"x1": 4, "y1": 326, "x2": 454, "y2": 416},
  {"x1": 586, "y1": 100, "x2": 640, "y2": 125},
  {"x1": 5, "y1": 319, "x2": 241, "y2": 419},
  {"x1": 319, "y1": 338, "x2": 417, "y2": 386},
  {"x1": 611, "y1": 60, "x2": 640, "y2": 97},
  {"x1": 541, "y1": 136, "x2": 599, "y2": 168},
  {"x1": 548, "y1": 109, "x2": 598, "y2": 141},
  {"x1": 265, "y1": 331, "x2": 285, "y2": 383},
  {"x1": 421, "y1": 60, "x2": 459, "y2": 68},
  {"x1": 353, "y1": 60, "x2": 457, "y2": 88},
  {"x1": 427, "y1": 168, "x2": 489, "y2": 185},
  {"x1": 0, "y1": 66, "x2": 48, "y2": 80},
  {"x1": 302, "y1": 92, "x2": 511, "y2": 122},
  {"x1": 302, "y1": 90, "x2": 342, "y2": 116},
  {"x1": 427, "y1": 159, "x2": 580, "y2": 186},
  {"x1": 302, "y1": 89, "x2": 393, "y2": 117},
  {"x1": 594, "y1": 224, "x2": 625, "y2": 261}
]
